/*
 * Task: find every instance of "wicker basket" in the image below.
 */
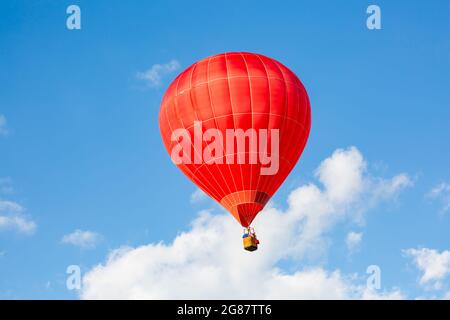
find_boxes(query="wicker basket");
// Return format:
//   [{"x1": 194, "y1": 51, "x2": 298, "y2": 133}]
[{"x1": 243, "y1": 235, "x2": 258, "y2": 251}]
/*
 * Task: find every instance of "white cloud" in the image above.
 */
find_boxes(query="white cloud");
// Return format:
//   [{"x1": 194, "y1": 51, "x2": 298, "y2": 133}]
[
  {"x1": 404, "y1": 248, "x2": 450, "y2": 289},
  {"x1": 0, "y1": 114, "x2": 8, "y2": 136},
  {"x1": 315, "y1": 147, "x2": 366, "y2": 204},
  {"x1": 61, "y1": 229, "x2": 102, "y2": 249},
  {"x1": 283, "y1": 147, "x2": 412, "y2": 258},
  {"x1": 190, "y1": 188, "x2": 207, "y2": 204},
  {"x1": 427, "y1": 183, "x2": 450, "y2": 213},
  {"x1": 81, "y1": 147, "x2": 410, "y2": 299},
  {"x1": 370, "y1": 174, "x2": 413, "y2": 201},
  {"x1": 137, "y1": 60, "x2": 180, "y2": 87},
  {"x1": 0, "y1": 200, "x2": 36, "y2": 234},
  {"x1": 346, "y1": 231, "x2": 363, "y2": 253},
  {"x1": 0, "y1": 180, "x2": 36, "y2": 234}
]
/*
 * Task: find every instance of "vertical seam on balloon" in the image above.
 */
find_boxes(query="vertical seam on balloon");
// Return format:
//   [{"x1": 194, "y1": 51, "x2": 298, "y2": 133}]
[
  {"x1": 262, "y1": 59, "x2": 289, "y2": 200},
  {"x1": 239, "y1": 52, "x2": 254, "y2": 225},
  {"x1": 293, "y1": 84, "x2": 310, "y2": 169},
  {"x1": 187, "y1": 62, "x2": 229, "y2": 201},
  {"x1": 228, "y1": 53, "x2": 248, "y2": 207},
  {"x1": 205, "y1": 55, "x2": 239, "y2": 217},
  {"x1": 291, "y1": 84, "x2": 309, "y2": 164},
  {"x1": 224, "y1": 53, "x2": 245, "y2": 208},
  {"x1": 168, "y1": 71, "x2": 222, "y2": 199},
  {"x1": 281, "y1": 80, "x2": 300, "y2": 190},
  {"x1": 254, "y1": 56, "x2": 275, "y2": 202},
  {"x1": 172, "y1": 68, "x2": 226, "y2": 203},
  {"x1": 275, "y1": 66, "x2": 307, "y2": 195},
  {"x1": 270, "y1": 61, "x2": 292, "y2": 198},
  {"x1": 292, "y1": 85, "x2": 311, "y2": 171},
  {"x1": 252, "y1": 53, "x2": 272, "y2": 218},
  {"x1": 163, "y1": 87, "x2": 218, "y2": 201},
  {"x1": 210, "y1": 54, "x2": 241, "y2": 205}
]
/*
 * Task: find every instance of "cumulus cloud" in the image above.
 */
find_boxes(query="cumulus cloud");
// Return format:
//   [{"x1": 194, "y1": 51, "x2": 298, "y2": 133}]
[
  {"x1": 61, "y1": 229, "x2": 102, "y2": 249},
  {"x1": 283, "y1": 147, "x2": 411, "y2": 258},
  {"x1": 0, "y1": 200, "x2": 36, "y2": 234},
  {"x1": 0, "y1": 180, "x2": 36, "y2": 235},
  {"x1": 137, "y1": 60, "x2": 180, "y2": 87},
  {"x1": 346, "y1": 231, "x2": 363, "y2": 253},
  {"x1": 81, "y1": 147, "x2": 411, "y2": 299},
  {"x1": 404, "y1": 248, "x2": 450, "y2": 290},
  {"x1": 0, "y1": 114, "x2": 8, "y2": 136},
  {"x1": 427, "y1": 183, "x2": 450, "y2": 214}
]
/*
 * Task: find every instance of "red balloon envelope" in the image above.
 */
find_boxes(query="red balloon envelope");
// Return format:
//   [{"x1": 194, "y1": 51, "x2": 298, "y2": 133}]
[{"x1": 159, "y1": 52, "x2": 311, "y2": 227}]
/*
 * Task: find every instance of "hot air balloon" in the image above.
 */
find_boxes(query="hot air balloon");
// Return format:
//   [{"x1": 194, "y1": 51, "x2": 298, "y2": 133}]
[{"x1": 159, "y1": 52, "x2": 311, "y2": 251}]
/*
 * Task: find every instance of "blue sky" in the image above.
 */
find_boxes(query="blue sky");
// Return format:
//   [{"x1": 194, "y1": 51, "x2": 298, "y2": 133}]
[{"x1": 0, "y1": 0, "x2": 449, "y2": 299}]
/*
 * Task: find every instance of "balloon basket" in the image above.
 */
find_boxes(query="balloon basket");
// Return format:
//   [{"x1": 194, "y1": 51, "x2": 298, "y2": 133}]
[
  {"x1": 242, "y1": 228, "x2": 259, "y2": 251},
  {"x1": 243, "y1": 236, "x2": 258, "y2": 251}
]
